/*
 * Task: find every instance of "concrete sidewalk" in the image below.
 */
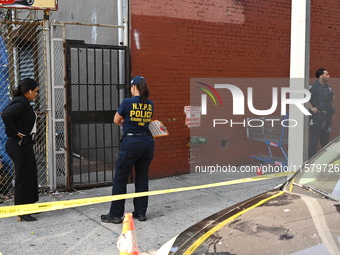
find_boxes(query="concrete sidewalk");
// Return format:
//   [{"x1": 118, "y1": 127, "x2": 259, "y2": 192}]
[{"x1": 0, "y1": 170, "x2": 287, "y2": 255}]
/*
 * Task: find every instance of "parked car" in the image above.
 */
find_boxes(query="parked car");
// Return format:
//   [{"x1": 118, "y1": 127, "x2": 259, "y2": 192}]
[{"x1": 158, "y1": 136, "x2": 340, "y2": 254}]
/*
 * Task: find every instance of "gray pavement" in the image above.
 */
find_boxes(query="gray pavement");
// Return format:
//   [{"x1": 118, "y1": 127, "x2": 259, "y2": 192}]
[{"x1": 0, "y1": 168, "x2": 287, "y2": 255}]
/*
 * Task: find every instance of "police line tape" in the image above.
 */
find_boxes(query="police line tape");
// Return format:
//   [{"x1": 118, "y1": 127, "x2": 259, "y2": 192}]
[{"x1": 0, "y1": 172, "x2": 291, "y2": 219}]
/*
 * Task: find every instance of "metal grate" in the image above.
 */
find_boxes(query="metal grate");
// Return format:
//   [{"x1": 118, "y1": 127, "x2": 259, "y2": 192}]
[
  {"x1": 51, "y1": 23, "x2": 128, "y2": 190},
  {"x1": 66, "y1": 41, "x2": 128, "y2": 189}
]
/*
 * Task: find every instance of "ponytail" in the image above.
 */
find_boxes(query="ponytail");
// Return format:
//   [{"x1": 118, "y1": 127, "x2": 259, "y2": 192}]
[
  {"x1": 136, "y1": 78, "x2": 150, "y2": 104},
  {"x1": 11, "y1": 78, "x2": 38, "y2": 97}
]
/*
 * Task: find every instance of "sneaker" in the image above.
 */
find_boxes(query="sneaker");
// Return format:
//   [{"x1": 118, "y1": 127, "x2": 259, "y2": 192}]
[
  {"x1": 101, "y1": 214, "x2": 122, "y2": 224},
  {"x1": 132, "y1": 212, "x2": 147, "y2": 221}
]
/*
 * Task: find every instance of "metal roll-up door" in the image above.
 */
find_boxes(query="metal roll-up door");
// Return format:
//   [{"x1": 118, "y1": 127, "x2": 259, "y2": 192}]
[{"x1": 18, "y1": 45, "x2": 34, "y2": 79}]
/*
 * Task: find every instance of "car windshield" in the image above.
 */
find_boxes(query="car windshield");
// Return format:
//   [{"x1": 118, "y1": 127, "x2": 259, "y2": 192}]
[{"x1": 289, "y1": 136, "x2": 340, "y2": 201}]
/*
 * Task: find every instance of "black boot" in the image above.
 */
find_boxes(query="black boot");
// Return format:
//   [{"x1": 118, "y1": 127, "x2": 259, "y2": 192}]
[
  {"x1": 101, "y1": 214, "x2": 122, "y2": 224},
  {"x1": 17, "y1": 214, "x2": 37, "y2": 221}
]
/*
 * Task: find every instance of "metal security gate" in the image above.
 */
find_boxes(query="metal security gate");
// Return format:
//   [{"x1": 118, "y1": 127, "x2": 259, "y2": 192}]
[{"x1": 65, "y1": 40, "x2": 128, "y2": 189}]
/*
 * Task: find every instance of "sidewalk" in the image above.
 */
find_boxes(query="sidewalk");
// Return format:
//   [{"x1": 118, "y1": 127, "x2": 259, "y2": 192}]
[{"x1": 0, "y1": 169, "x2": 287, "y2": 255}]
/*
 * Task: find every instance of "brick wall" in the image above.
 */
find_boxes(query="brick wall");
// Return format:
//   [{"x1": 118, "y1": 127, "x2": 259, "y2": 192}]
[{"x1": 130, "y1": 0, "x2": 340, "y2": 178}]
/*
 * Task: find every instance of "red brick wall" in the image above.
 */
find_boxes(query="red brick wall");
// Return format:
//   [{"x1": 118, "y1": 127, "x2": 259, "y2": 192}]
[{"x1": 129, "y1": 0, "x2": 340, "y2": 178}]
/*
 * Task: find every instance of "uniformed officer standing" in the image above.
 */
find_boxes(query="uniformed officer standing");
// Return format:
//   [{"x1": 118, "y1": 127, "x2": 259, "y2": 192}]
[
  {"x1": 308, "y1": 68, "x2": 335, "y2": 159},
  {"x1": 101, "y1": 76, "x2": 155, "y2": 224}
]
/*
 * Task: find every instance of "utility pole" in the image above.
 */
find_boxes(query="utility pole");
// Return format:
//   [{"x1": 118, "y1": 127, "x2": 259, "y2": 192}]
[{"x1": 288, "y1": 0, "x2": 311, "y2": 172}]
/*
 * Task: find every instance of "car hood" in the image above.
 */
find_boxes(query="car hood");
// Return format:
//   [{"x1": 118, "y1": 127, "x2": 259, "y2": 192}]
[{"x1": 166, "y1": 188, "x2": 340, "y2": 255}]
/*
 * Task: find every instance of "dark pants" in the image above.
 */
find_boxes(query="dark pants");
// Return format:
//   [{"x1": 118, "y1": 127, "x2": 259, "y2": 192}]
[
  {"x1": 109, "y1": 135, "x2": 154, "y2": 217},
  {"x1": 5, "y1": 136, "x2": 39, "y2": 205},
  {"x1": 308, "y1": 115, "x2": 331, "y2": 159}
]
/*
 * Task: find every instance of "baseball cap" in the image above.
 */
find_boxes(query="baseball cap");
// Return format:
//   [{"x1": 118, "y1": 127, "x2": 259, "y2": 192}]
[{"x1": 130, "y1": 76, "x2": 144, "y2": 86}]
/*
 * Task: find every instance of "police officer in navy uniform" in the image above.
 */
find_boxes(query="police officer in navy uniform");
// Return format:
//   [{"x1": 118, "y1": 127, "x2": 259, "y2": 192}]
[
  {"x1": 2, "y1": 78, "x2": 39, "y2": 221},
  {"x1": 308, "y1": 68, "x2": 335, "y2": 159},
  {"x1": 101, "y1": 76, "x2": 155, "y2": 224}
]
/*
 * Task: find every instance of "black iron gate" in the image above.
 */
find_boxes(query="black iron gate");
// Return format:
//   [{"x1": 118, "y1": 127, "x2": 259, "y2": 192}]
[{"x1": 65, "y1": 40, "x2": 129, "y2": 189}]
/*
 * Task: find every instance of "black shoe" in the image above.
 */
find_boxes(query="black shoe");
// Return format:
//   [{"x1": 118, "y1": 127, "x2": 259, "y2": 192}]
[
  {"x1": 132, "y1": 212, "x2": 147, "y2": 221},
  {"x1": 17, "y1": 214, "x2": 37, "y2": 222},
  {"x1": 101, "y1": 214, "x2": 122, "y2": 224}
]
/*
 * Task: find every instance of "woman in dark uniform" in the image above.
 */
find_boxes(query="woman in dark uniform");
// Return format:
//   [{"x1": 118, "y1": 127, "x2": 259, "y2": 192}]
[
  {"x1": 2, "y1": 78, "x2": 39, "y2": 221},
  {"x1": 101, "y1": 76, "x2": 155, "y2": 224}
]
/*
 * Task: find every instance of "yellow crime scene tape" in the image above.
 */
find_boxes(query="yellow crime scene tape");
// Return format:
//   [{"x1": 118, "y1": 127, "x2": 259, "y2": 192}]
[{"x1": 0, "y1": 172, "x2": 291, "y2": 219}]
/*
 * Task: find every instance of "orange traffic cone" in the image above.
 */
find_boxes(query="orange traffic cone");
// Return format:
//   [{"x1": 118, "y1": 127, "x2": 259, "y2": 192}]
[
  {"x1": 256, "y1": 165, "x2": 263, "y2": 175},
  {"x1": 117, "y1": 213, "x2": 140, "y2": 255}
]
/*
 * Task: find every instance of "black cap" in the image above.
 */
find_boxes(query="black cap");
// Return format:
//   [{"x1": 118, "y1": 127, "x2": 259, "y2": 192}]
[{"x1": 130, "y1": 76, "x2": 144, "y2": 86}]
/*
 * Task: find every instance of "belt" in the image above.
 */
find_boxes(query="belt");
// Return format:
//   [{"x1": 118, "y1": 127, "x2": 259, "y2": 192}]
[
  {"x1": 15, "y1": 134, "x2": 35, "y2": 146},
  {"x1": 125, "y1": 132, "x2": 149, "y2": 136}
]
